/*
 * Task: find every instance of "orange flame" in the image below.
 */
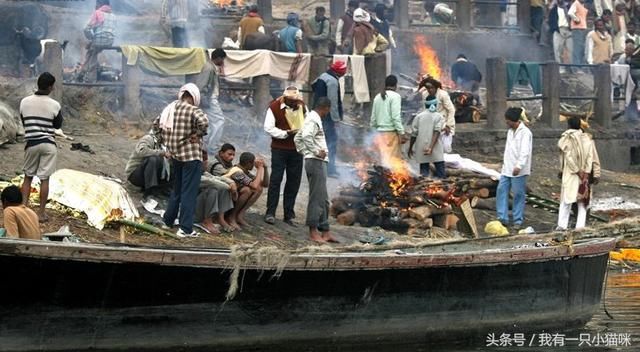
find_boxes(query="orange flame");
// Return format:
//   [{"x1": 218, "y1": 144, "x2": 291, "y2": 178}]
[
  {"x1": 413, "y1": 35, "x2": 442, "y2": 80},
  {"x1": 413, "y1": 35, "x2": 454, "y2": 88},
  {"x1": 372, "y1": 134, "x2": 413, "y2": 197},
  {"x1": 354, "y1": 160, "x2": 368, "y2": 181},
  {"x1": 211, "y1": 0, "x2": 243, "y2": 6}
]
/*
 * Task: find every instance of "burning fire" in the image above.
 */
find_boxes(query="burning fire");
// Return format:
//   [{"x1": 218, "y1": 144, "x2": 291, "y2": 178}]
[
  {"x1": 372, "y1": 134, "x2": 413, "y2": 197},
  {"x1": 413, "y1": 35, "x2": 454, "y2": 88},
  {"x1": 413, "y1": 35, "x2": 441, "y2": 80},
  {"x1": 354, "y1": 160, "x2": 368, "y2": 181},
  {"x1": 211, "y1": 0, "x2": 243, "y2": 6}
]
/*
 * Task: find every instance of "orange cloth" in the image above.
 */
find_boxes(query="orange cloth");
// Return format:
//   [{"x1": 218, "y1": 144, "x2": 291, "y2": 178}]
[
  {"x1": 570, "y1": 1, "x2": 588, "y2": 30},
  {"x1": 3, "y1": 205, "x2": 41, "y2": 240}
]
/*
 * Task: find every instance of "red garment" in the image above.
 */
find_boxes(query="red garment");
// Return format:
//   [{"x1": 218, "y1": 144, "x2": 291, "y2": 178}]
[
  {"x1": 268, "y1": 99, "x2": 298, "y2": 151},
  {"x1": 352, "y1": 22, "x2": 375, "y2": 54},
  {"x1": 88, "y1": 5, "x2": 112, "y2": 28},
  {"x1": 577, "y1": 173, "x2": 591, "y2": 206}
]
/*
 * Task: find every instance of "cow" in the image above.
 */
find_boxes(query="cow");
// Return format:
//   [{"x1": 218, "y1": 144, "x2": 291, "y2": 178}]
[
  {"x1": 15, "y1": 26, "x2": 68, "y2": 77},
  {"x1": 244, "y1": 31, "x2": 279, "y2": 51}
]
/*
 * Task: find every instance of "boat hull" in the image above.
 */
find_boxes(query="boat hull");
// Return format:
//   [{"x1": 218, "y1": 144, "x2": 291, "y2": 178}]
[{"x1": 0, "y1": 247, "x2": 609, "y2": 351}]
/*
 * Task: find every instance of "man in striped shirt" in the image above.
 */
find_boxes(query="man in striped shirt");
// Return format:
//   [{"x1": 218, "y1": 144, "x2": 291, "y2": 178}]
[{"x1": 19, "y1": 72, "x2": 63, "y2": 222}]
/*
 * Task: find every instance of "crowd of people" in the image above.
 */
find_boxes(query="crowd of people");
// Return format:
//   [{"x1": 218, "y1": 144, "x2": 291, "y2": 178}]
[
  {"x1": 546, "y1": 0, "x2": 640, "y2": 66},
  {"x1": 0, "y1": 1, "x2": 605, "y2": 241}
]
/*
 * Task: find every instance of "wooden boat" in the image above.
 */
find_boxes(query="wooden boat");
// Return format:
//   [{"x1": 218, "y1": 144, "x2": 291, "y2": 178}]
[{"x1": 0, "y1": 235, "x2": 615, "y2": 351}]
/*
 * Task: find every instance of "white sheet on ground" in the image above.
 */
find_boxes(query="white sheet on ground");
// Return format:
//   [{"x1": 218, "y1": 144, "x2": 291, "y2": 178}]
[
  {"x1": 444, "y1": 154, "x2": 501, "y2": 179},
  {"x1": 49, "y1": 169, "x2": 139, "y2": 230}
]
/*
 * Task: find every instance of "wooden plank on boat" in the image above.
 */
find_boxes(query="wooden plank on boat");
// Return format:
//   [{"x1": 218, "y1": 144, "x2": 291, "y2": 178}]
[
  {"x1": 0, "y1": 237, "x2": 617, "y2": 270},
  {"x1": 453, "y1": 199, "x2": 479, "y2": 238}
]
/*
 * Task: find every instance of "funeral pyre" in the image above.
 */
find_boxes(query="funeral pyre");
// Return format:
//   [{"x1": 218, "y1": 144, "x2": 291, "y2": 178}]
[
  {"x1": 331, "y1": 161, "x2": 498, "y2": 236},
  {"x1": 398, "y1": 34, "x2": 482, "y2": 121},
  {"x1": 202, "y1": 0, "x2": 248, "y2": 16}
]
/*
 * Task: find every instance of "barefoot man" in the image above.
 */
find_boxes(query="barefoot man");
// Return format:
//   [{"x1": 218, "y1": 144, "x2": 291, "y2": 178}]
[
  {"x1": 225, "y1": 152, "x2": 269, "y2": 228},
  {"x1": 20, "y1": 72, "x2": 63, "y2": 222},
  {"x1": 295, "y1": 97, "x2": 339, "y2": 243}
]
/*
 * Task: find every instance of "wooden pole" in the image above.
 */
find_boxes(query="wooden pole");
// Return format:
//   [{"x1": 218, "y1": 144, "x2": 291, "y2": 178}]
[
  {"x1": 457, "y1": 0, "x2": 472, "y2": 31},
  {"x1": 42, "y1": 41, "x2": 63, "y2": 103},
  {"x1": 253, "y1": 75, "x2": 271, "y2": 122},
  {"x1": 308, "y1": 55, "x2": 329, "y2": 104},
  {"x1": 518, "y1": 0, "x2": 532, "y2": 34},
  {"x1": 122, "y1": 55, "x2": 143, "y2": 120},
  {"x1": 364, "y1": 53, "x2": 387, "y2": 115},
  {"x1": 485, "y1": 57, "x2": 507, "y2": 129},
  {"x1": 541, "y1": 61, "x2": 561, "y2": 128},
  {"x1": 394, "y1": 0, "x2": 409, "y2": 29},
  {"x1": 594, "y1": 63, "x2": 612, "y2": 129},
  {"x1": 331, "y1": 0, "x2": 346, "y2": 21},
  {"x1": 257, "y1": 0, "x2": 273, "y2": 24}
]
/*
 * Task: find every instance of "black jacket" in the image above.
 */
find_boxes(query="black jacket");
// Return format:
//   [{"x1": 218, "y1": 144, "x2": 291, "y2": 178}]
[{"x1": 451, "y1": 60, "x2": 482, "y2": 83}]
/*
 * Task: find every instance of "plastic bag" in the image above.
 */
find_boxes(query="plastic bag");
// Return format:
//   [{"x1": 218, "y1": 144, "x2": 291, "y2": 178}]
[
  {"x1": 440, "y1": 133, "x2": 453, "y2": 153},
  {"x1": 484, "y1": 220, "x2": 509, "y2": 237}
]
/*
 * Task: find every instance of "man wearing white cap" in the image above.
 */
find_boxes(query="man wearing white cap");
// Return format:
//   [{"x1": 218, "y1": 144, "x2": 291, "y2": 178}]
[
  {"x1": 263, "y1": 86, "x2": 307, "y2": 226},
  {"x1": 154, "y1": 83, "x2": 209, "y2": 238}
]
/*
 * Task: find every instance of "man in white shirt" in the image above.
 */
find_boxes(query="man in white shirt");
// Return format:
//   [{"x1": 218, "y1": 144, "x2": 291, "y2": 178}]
[
  {"x1": 586, "y1": 18, "x2": 614, "y2": 64},
  {"x1": 335, "y1": 1, "x2": 359, "y2": 54},
  {"x1": 294, "y1": 97, "x2": 338, "y2": 244},
  {"x1": 496, "y1": 107, "x2": 533, "y2": 230},
  {"x1": 550, "y1": 0, "x2": 573, "y2": 64}
]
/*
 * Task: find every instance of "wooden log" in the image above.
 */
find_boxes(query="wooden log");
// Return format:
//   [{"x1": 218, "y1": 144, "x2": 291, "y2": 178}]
[
  {"x1": 445, "y1": 169, "x2": 493, "y2": 178},
  {"x1": 408, "y1": 195, "x2": 427, "y2": 205},
  {"x1": 432, "y1": 214, "x2": 459, "y2": 231},
  {"x1": 467, "y1": 188, "x2": 490, "y2": 198},
  {"x1": 469, "y1": 179, "x2": 498, "y2": 189},
  {"x1": 405, "y1": 217, "x2": 434, "y2": 229},
  {"x1": 337, "y1": 209, "x2": 358, "y2": 226},
  {"x1": 332, "y1": 195, "x2": 370, "y2": 204},
  {"x1": 408, "y1": 205, "x2": 452, "y2": 221},
  {"x1": 473, "y1": 198, "x2": 497, "y2": 211},
  {"x1": 339, "y1": 189, "x2": 367, "y2": 197},
  {"x1": 426, "y1": 190, "x2": 451, "y2": 201},
  {"x1": 330, "y1": 199, "x2": 350, "y2": 217}
]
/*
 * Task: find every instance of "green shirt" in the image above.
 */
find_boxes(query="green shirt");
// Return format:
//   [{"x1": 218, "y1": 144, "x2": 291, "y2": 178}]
[{"x1": 370, "y1": 90, "x2": 404, "y2": 134}]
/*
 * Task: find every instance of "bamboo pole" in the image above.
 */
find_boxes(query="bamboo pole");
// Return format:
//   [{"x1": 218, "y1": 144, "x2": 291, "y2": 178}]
[{"x1": 116, "y1": 219, "x2": 178, "y2": 238}]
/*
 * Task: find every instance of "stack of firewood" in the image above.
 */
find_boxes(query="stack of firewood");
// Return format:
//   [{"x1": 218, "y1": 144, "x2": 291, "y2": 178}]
[{"x1": 330, "y1": 165, "x2": 498, "y2": 235}]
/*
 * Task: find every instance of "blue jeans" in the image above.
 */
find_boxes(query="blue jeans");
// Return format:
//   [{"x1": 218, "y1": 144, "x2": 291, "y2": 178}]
[
  {"x1": 572, "y1": 29, "x2": 587, "y2": 65},
  {"x1": 420, "y1": 162, "x2": 445, "y2": 178},
  {"x1": 163, "y1": 159, "x2": 202, "y2": 233},
  {"x1": 496, "y1": 175, "x2": 527, "y2": 225}
]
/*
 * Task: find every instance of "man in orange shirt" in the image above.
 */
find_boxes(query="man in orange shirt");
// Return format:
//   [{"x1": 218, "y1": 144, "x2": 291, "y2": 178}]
[
  {"x1": 1, "y1": 185, "x2": 41, "y2": 240},
  {"x1": 238, "y1": 5, "x2": 265, "y2": 49},
  {"x1": 569, "y1": 0, "x2": 589, "y2": 65}
]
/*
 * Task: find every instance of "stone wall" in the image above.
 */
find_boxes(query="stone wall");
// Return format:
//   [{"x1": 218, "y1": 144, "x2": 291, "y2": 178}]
[{"x1": 454, "y1": 126, "x2": 640, "y2": 172}]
